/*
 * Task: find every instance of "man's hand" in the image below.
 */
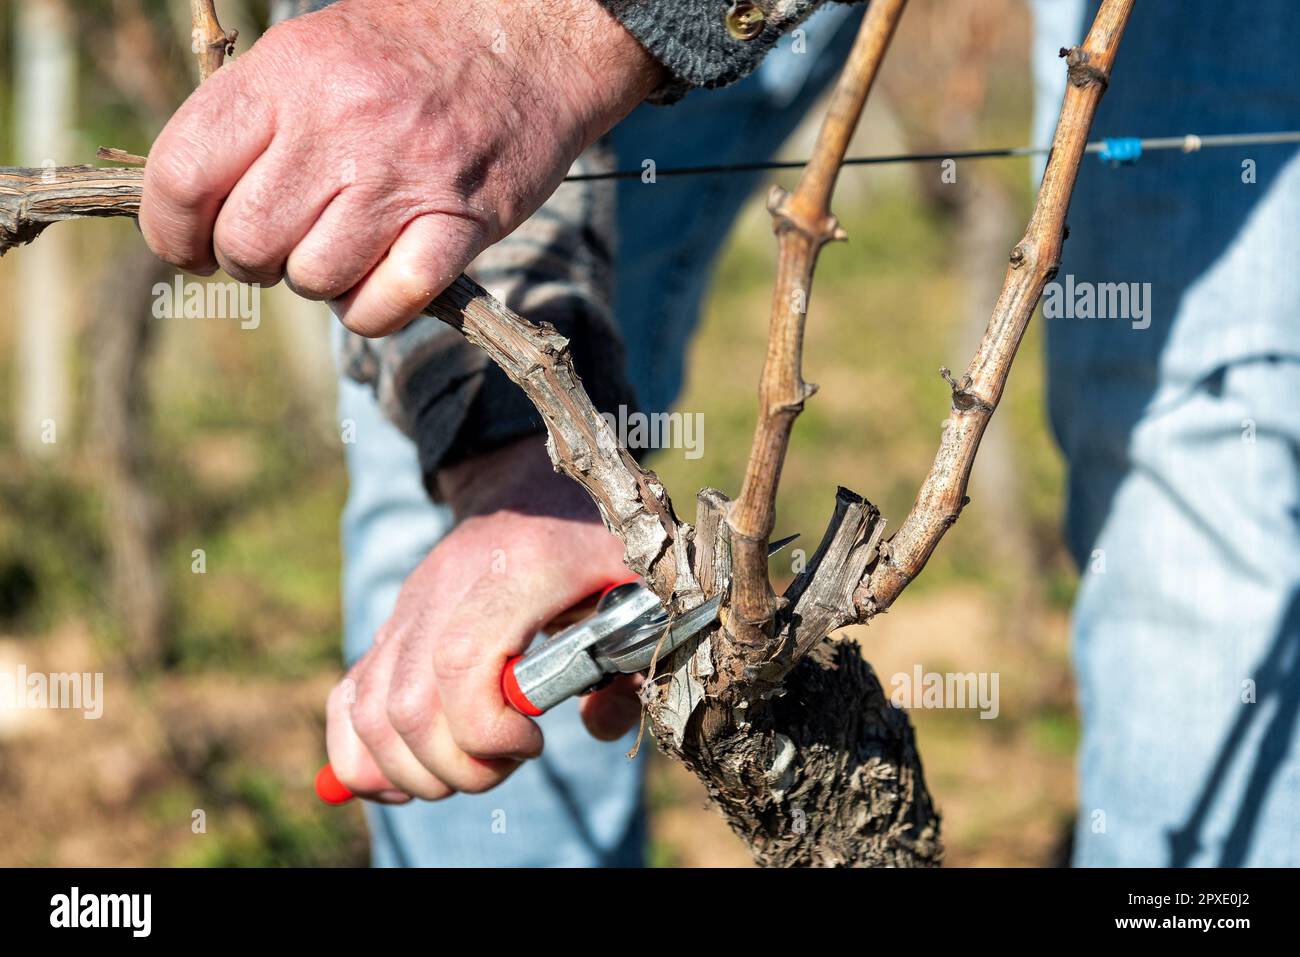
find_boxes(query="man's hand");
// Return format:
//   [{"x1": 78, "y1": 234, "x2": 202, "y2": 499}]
[
  {"x1": 325, "y1": 436, "x2": 643, "y2": 803},
  {"x1": 140, "y1": 0, "x2": 661, "y2": 337}
]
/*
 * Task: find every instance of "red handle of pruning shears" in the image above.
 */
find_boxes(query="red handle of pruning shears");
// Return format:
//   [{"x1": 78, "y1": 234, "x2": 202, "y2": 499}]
[
  {"x1": 315, "y1": 574, "x2": 639, "y2": 806},
  {"x1": 315, "y1": 762, "x2": 355, "y2": 806}
]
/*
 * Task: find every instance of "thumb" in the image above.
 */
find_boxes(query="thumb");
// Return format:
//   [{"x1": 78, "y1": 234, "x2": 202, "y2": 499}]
[{"x1": 580, "y1": 673, "x2": 644, "y2": 742}]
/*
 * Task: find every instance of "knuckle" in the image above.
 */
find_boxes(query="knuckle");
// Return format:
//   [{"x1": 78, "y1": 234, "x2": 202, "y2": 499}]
[
  {"x1": 431, "y1": 628, "x2": 482, "y2": 682},
  {"x1": 349, "y1": 692, "x2": 389, "y2": 746},
  {"x1": 314, "y1": 58, "x2": 406, "y2": 119},
  {"x1": 215, "y1": 223, "x2": 281, "y2": 283},
  {"x1": 286, "y1": 258, "x2": 353, "y2": 303},
  {"x1": 385, "y1": 681, "x2": 433, "y2": 737},
  {"x1": 145, "y1": 142, "x2": 212, "y2": 215}
]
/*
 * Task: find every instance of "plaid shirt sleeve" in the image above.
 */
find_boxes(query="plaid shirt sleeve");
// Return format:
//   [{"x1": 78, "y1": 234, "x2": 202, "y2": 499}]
[{"x1": 335, "y1": 142, "x2": 636, "y2": 493}]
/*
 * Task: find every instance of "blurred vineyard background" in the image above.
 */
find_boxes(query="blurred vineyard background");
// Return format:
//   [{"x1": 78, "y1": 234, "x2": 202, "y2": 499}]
[{"x1": 0, "y1": 0, "x2": 1080, "y2": 866}]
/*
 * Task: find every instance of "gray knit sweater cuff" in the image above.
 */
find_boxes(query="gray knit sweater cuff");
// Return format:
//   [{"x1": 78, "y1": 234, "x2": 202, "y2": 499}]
[{"x1": 598, "y1": 0, "x2": 855, "y2": 102}]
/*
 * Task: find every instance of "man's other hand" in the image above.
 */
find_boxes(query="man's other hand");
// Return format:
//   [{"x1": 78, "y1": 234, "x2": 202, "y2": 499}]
[
  {"x1": 324, "y1": 436, "x2": 642, "y2": 803},
  {"x1": 140, "y1": 0, "x2": 660, "y2": 337}
]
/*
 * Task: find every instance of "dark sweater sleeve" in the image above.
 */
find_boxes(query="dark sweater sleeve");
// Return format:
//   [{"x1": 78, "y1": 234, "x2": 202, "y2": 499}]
[{"x1": 597, "y1": 0, "x2": 861, "y2": 102}]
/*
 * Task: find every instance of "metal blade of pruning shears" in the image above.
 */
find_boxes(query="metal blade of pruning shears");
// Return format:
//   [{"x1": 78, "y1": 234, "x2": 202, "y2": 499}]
[
  {"x1": 500, "y1": 533, "x2": 799, "y2": 716},
  {"x1": 591, "y1": 533, "x2": 801, "y2": 675}
]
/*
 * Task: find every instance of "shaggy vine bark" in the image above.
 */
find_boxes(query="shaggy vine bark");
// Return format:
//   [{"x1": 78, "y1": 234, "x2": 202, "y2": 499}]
[{"x1": 0, "y1": 0, "x2": 1135, "y2": 866}]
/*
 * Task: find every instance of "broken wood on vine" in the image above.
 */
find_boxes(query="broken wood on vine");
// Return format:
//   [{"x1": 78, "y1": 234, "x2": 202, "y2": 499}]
[{"x1": 0, "y1": 0, "x2": 1135, "y2": 866}]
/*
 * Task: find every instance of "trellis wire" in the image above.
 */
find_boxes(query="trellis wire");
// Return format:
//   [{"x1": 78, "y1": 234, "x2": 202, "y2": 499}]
[{"x1": 561, "y1": 130, "x2": 1300, "y2": 183}]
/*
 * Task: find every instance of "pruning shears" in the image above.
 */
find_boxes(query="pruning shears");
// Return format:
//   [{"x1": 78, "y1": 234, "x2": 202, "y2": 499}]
[{"x1": 315, "y1": 533, "x2": 798, "y2": 805}]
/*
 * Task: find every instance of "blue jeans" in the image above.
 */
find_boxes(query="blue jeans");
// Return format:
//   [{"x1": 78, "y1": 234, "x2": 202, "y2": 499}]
[
  {"x1": 336, "y1": 5, "x2": 865, "y2": 867},
  {"x1": 1033, "y1": 0, "x2": 1300, "y2": 865}
]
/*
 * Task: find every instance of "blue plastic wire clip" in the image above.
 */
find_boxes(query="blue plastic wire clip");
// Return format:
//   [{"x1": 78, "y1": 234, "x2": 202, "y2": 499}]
[{"x1": 1099, "y1": 137, "x2": 1143, "y2": 166}]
